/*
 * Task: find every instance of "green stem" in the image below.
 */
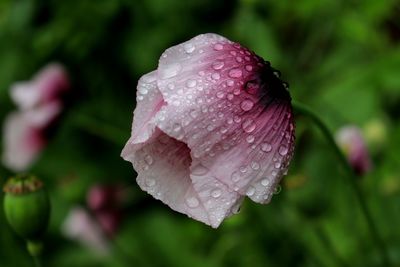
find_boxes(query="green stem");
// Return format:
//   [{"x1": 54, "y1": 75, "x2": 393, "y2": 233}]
[
  {"x1": 292, "y1": 101, "x2": 390, "y2": 267},
  {"x1": 27, "y1": 240, "x2": 44, "y2": 267}
]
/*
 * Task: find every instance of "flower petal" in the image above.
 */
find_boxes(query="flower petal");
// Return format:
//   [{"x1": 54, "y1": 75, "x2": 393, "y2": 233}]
[
  {"x1": 122, "y1": 128, "x2": 242, "y2": 228},
  {"x1": 154, "y1": 33, "x2": 295, "y2": 203},
  {"x1": 2, "y1": 112, "x2": 45, "y2": 171},
  {"x1": 10, "y1": 63, "x2": 68, "y2": 110},
  {"x1": 125, "y1": 71, "x2": 165, "y2": 145}
]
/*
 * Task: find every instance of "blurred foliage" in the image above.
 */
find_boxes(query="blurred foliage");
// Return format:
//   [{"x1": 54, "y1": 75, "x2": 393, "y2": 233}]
[{"x1": 1, "y1": 0, "x2": 400, "y2": 266}]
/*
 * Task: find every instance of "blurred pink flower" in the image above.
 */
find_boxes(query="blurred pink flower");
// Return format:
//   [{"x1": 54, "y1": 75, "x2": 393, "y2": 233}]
[
  {"x1": 87, "y1": 184, "x2": 124, "y2": 236},
  {"x1": 121, "y1": 34, "x2": 295, "y2": 228},
  {"x1": 336, "y1": 125, "x2": 372, "y2": 176},
  {"x1": 62, "y1": 207, "x2": 110, "y2": 255},
  {"x1": 2, "y1": 64, "x2": 69, "y2": 171}
]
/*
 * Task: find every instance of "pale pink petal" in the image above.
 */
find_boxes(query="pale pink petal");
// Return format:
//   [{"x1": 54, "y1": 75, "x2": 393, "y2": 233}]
[
  {"x1": 336, "y1": 125, "x2": 372, "y2": 175},
  {"x1": 1, "y1": 102, "x2": 61, "y2": 171},
  {"x1": 122, "y1": 128, "x2": 242, "y2": 228},
  {"x1": 155, "y1": 33, "x2": 295, "y2": 203},
  {"x1": 127, "y1": 71, "x2": 165, "y2": 145},
  {"x1": 1, "y1": 112, "x2": 45, "y2": 171},
  {"x1": 10, "y1": 63, "x2": 68, "y2": 110},
  {"x1": 62, "y1": 207, "x2": 110, "y2": 255}
]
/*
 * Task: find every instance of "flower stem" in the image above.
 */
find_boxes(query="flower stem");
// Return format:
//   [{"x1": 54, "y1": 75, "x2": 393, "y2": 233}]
[{"x1": 292, "y1": 101, "x2": 390, "y2": 267}]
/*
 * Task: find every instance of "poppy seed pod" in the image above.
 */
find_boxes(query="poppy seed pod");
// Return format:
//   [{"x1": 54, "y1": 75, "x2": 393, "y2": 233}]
[{"x1": 3, "y1": 175, "x2": 50, "y2": 240}]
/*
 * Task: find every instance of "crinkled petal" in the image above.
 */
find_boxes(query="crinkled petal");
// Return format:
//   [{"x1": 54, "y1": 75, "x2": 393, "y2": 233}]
[
  {"x1": 122, "y1": 128, "x2": 242, "y2": 228},
  {"x1": 2, "y1": 112, "x2": 45, "y2": 171},
  {"x1": 154, "y1": 33, "x2": 295, "y2": 203},
  {"x1": 10, "y1": 63, "x2": 68, "y2": 109},
  {"x1": 126, "y1": 71, "x2": 165, "y2": 145}
]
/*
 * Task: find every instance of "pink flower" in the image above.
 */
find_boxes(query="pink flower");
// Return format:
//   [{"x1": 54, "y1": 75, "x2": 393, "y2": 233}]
[
  {"x1": 336, "y1": 125, "x2": 372, "y2": 176},
  {"x1": 121, "y1": 34, "x2": 295, "y2": 228},
  {"x1": 62, "y1": 207, "x2": 110, "y2": 255},
  {"x1": 2, "y1": 64, "x2": 69, "y2": 171}
]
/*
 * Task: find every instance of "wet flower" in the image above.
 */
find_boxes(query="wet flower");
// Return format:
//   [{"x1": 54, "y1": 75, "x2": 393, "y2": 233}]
[
  {"x1": 336, "y1": 125, "x2": 372, "y2": 176},
  {"x1": 62, "y1": 207, "x2": 110, "y2": 255},
  {"x1": 121, "y1": 33, "x2": 295, "y2": 228},
  {"x1": 2, "y1": 64, "x2": 69, "y2": 171}
]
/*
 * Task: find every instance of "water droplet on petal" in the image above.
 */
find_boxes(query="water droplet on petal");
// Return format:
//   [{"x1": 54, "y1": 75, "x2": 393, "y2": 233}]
[
  {"x1": 261, "y1": 142, "x2": 272, "y2": 152},
  {"x1": 186, "y1": 79, "x2": 197, "y2": 88},
  {"x1": 183, "y1": 43, "x2": 195, "y2": 53},
  {"x1": 173, "y1": 123, "x2": 182, "y2": 132},
  {"x1": 251, "y1": 161, "x2": 260, "y2": 170},
  {"x1": 145, "y1": 177, "x2": 156, "y2": 187},
  {"x1": 246, "y1": 135, "x2": 255, "y2": 143},
  {"x1": 211, "y1": 72, "x2": 221, "y2": 80},
  {"x1": 144, "y1": 155, "x2": 153, "y2": 165},
  {"x1": 216, "y1": 91, "x2": 224, "y2": 98},
  {"x1": 261, "y1": 179, "x2": 270, "y2": 186},
  {"x1": 159, "y1": 63, "x2": 182, "y2": 79},
  {"x1": 212, "y1": 61, "x2": 224, "y2": 70},
  {"x1": 231, "y1": 172, "x2": 240, "y2": 182},
  {"x1": 278, "y1": 145, "x2": 288, "y2": 156},
  {"x1": 190, "y1": 109, "x2": 199, "y2": 118},
  {"x1": 226, "y1": 80, "x2": 234, "y2": 86},
  {"x1": 211, "y1": 188, "x2": 222, "y2": 198},
  {"x1": 236, "y1": 56, "x2": 243, "y2": 63},
  {"x1": 274, "y1": 162, "x2": 281, "y2": 169},
  {"x1": 192, "y1": 163, "x2": 208, "y2": 175},
  {"x1": 246, "y1": 186, "x2": 255, "y2": 196},
  {"x1": 214, "y1": 43, "x2": 224, "y2": 50},
  {"x1": 229, "y1": 69, "x2": 243, "y2": 78},
  {"x1": 242, "y1": 119, "x2": 256, "y2": 133},
  {"x1": 186, "y1": 197, "x2": 199, "y2": 208},
  {"x1": 245, "y1": 65, "x2": 253, "y2": 71},
  {"x1": 240, "y1": 99, "x2": 254, "y2": 111}
]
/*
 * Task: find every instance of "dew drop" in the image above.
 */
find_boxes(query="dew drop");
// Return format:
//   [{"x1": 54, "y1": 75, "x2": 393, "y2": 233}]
[
  {"x1": 211, "y1": 72, "x2": 221, "y2": 80},
  {"x1": 274, "y1": 162, "x2": 281, "y2": 169},
  {"x1": 167, "y1": 83, "x2": 175, "y2": 90},
  {"x1": 214, "y1": 43, "x2": 224, "y2": 51},
  {"x1": 278, "y1": 145, "x2": 288, "y2": 156},
  {"x1": 212, "y1": 61, "x2": 224, "y2": 70},
  {"x1": 236, "y1": 56, "x2": 243, "y2": 63},
  {"x1": 246, "y1": 135, "x2": 255, "y2": 143},
  {"x1": 261, "y1": 142, "x2": 272, "y2": 152},
  {"x1": 245, "y1": 65, "x2": 253, "y2": 71},
  {"x1": 183, "y1": 43, "x2": 195, "y2": 53},
  {"x1": 189, "y1": 109, "x2": 199, "y2": 118},
  {"x1": 227, "y1": 94, "x2": 234, "y2": 100},
  {"x1": 173, "y1": 123, "x2": 182, "y2": 132},
  {"x1": 192, "y1": 163, "x2": 208, "y2": 175},
  {"x1": 186, "y1": 197, "x2": 199, "y2": 208},
  {"x1": 240, "y1": 99, "x2": 254, "y2": 111},
  {"x1": 261, "y1": 179, "x2": 270, "y2": 186},
  {"x1": 251, "y1": 161, "x2": 260, "y2": 170},
  {"x1": 216, "y1": 91, "x2": 224, "y2": 99},
  {"x1": 229, "y1": 69, "x2": 243, "y2": 78},
  {"x1": 159, "y1": 63, "x2": 182, "y2": 79},
  {"x1": 144, "y1": 155, "x2": 153, "y2": 165},
  {"x1": 234, "y1": 115, "x2": 242, "y2": 123},
  {"x1": 242, "y1": 119, "x2": 256, "y2": 133},
  {"x1": 226, "y1": 80, "x2": 234, "y2": 86},
  {"x1": 186, "y1": 79, "x2": 197, "y2": 88},
  {"x1": 145, "y1": 177, "x2": 156, "y2": 187},
  {"x1": 246, "y1": 186, "x2": 255, "y2": 196},
  {"x1": 211, "y1": 188, "x2": 222, "y2": 198},
  {"x1": 231, "y1": 172, "x2": 240, "y2": 182}
]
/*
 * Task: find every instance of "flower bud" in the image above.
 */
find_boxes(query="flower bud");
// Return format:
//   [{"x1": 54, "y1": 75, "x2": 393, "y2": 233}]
[{"x1": 3, "y1": 174, "x2": 50, "y2": 240}]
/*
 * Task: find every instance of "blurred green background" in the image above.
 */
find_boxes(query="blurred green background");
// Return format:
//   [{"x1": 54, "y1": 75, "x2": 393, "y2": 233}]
[{"x1": 1, "y1": 0, "x2": 400, "y2": 266}]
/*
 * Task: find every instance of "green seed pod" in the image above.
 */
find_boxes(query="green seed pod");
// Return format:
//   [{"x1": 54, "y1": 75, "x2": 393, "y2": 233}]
[{"x1": 3, "y1": 174, "x2": 50, "y2": 240}]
